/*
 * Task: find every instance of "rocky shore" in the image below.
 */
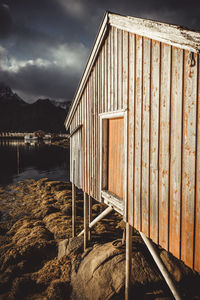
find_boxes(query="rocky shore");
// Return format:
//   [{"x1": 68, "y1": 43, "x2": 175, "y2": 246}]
[{"x1": 0, "y1": 179, "x2": 200, "y2": 299}]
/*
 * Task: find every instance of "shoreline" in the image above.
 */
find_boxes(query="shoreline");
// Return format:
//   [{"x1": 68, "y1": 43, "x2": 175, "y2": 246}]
[
  {"x1": 0, "y1": 136, "x2": 70, "y2": 149},
  {"x1": 0, "y1": 179, "x2": 200, "y2": 299},
  {"x1": 0, "y1": 178, "x2": 123, "y2": 299}
]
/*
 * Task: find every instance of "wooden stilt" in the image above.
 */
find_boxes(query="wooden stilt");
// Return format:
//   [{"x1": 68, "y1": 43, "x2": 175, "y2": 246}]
[
  {"x1": 72, "y1": 183, "x2": 76, "y2": 238},
  {"x1": 88, "y1": 196, "x2": 92, "y2": 241},
  {"x1": 140, "y1": 232, "x2": 181, "y2": 300},
  {"x1": 125, "y1": 223, "x2": 132, "y2": 300},
  {"x1": 84, "y1": 192, "x2": 89, "y2": 251}
]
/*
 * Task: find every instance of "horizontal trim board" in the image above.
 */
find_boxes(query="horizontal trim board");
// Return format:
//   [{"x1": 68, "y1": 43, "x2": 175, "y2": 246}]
[
  {"x1": 99, "y1": 109, "x2": 127, "y2": 118},
  {"x1": 101, "y1": 190, "x2": 124, "y2": 214}
]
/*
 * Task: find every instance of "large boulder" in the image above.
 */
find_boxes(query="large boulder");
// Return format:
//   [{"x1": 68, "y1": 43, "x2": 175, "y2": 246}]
[
  {"x1": 69, "y1": 236, "x2": 173, "y2": 300},
  {"x1": 71, "y1": 241, "x2": 125, "y2": 300}
]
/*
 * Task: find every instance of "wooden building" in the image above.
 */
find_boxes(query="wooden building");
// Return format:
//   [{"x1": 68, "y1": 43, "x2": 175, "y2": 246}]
[{"x1": 65, "y1": 12, "x2": 200, "y2": 299}]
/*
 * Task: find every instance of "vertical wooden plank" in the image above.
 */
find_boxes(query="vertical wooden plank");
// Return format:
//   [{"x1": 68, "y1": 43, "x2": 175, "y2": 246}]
[
  {"x1": 159, "y1": 43, "x2": 171, "y2": 250},
  {"x1": 80, "y1": 101, "x2": 83, "y2": 187},
  {"x1": 105, "y1": 38, "x2": 108, "y2": 112},
  {"x1": 99, "y1": 50, "x2": 102, "y2": 115},
  {"x1": 80, "y1": 97, "x2": 82, "y2": 124},
  {"x1": 73, "y1": 112, "x2": 75, "y2": 129},
  {"x1": 107, "y1": 31, "x2": 111, "y2": 112},
  {"x1": 88, "y1": 80, "x2": 91, "y2": 195},
  {"x1": 74, "y1": 110, "x2": 76, "y2": 128},
  {"x1": 71, "y1": 118, "x2": 74, "y2": 185},
  {"x1": 149, "y1": 40, "x2": 160, "y2": 245},
  {"x1": 93, "y1": 63, "x2": 96, "y2": 199},
  {"x1": 95, "y1": 61, "x2": 98, "y2": 199},
  {"x1": 71, "y1": 114, "x2": 74, "y2": 131},
  {"x1": 169, "y1": 47, "x2": 183, "y2": 259},
  {"x1": 94, "y1": 68, "x2": 96, "y2": 198},
  {"x1": 110, "y1": 27, "x2": 114, "y2": 111},
  {"x1": 77, "y1": 108, "x2": 79, "y2": 124},
  {"x1": 123, "y1": 32, "x2": 129, "y2": 218},
  {"x1": 78, "y1": 105, "x2": 81, "y2": 187},
  {"x1": 70, "y1": 125, "x2": 72, "y2": 183},
  {"x1": 134, "y1": 35, "x2": 143, "y2": 231},
  {"x1": 195, "y1": 54, "x2": 200, "y2": 272},
  {"x1": 114, "y1": 27, "x2": 118, "y2": 111},
  {"x1": 85, "y1": 86, "x2": 88, "y2": 193},
  {"x1": 141, "y1": 37, "x2": 151, "y2": 237},
  {"x1": 128, "y1": 33, "x2": 135, "y2": 226},
  {"x1": 77, "y1": 108, "x2": 79, "y2": 187},
  {"x1": 91, "y1": 71, "x2": 94, "y2": 198},
  {"x1": 123, "y1": 31, "x2": 129, "y2": 110},
  {"x1": 75, "y1": 109, "x2": 77, "y2": 128},
  {"x1": 102, "y1": 43, "x2": 105, "y2": 113},
  {"x1": 118, "y1": 29, "x2": 123, "y2": 110},
  {"x1": 70, "y1": 126, "x2": 72, "y2": 183},
  {"x1": 82, "y1": 94, "x2": 85, "y2": 192},
  {"x1": 181, "y1": 51, "x2": 198, "y2": 268},
  {"x1": 97, "y1": 55, "x2": 100, "y2": 201},
  {"x1": 73, "y1": 114, "x2": 75, "y2": 130},
  {"x1": 90, "y1": 77, "x2": 93, "y2": 196},
  {"x1": 85, "y1": 91, "x2": 88, "y2": 193},
  {"x1": 89, "y1": 77, "x2": 92, "y2": 196},
  {"x1": 77, "y1": 108, "x2": 80, "y2": 186},
  {"x1": 86, "y1": 84, "x2": 89, "y2": 194}
]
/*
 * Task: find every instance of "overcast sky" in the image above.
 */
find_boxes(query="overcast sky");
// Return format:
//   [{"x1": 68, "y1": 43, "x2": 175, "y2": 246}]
[{"x1": 0, "y1": 0, "x2": 200, "y2": 103}]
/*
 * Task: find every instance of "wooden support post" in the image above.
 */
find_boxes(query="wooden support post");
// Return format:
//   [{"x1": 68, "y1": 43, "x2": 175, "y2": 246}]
[
  {"x1": 125, "y1": 223, "x2": 132, "y2": 300},
  {"x1": 72, "y1": 183, "x2": 76, "y2": 238},
  {"x1": 88, "y1": 196, "x2": 92, "y2": 241},
  {"x1": 140, "y1": 232, "x2": 181, "y2": 300},
  {"x1": 84, "y1": 192, "x2": 89, "y2": 251},
  {"x1": 78, "y1": 206, "x2": 113, "y2": 237}
]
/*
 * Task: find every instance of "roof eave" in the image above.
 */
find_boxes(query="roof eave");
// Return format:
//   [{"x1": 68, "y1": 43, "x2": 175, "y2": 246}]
[
  {"x1": 65, "y1": 11, "x2": 110, "y2": 130},
  {"x1": 109, "y1": 13, "x2": 200, "y2": 53}
]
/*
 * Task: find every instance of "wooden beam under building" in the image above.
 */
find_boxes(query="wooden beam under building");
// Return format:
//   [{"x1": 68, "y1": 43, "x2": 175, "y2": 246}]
[
  {"x1": 84, "y1": 192, "x2": 89, "y2": 251},
  {"x1": 125, "y1": 223, "x2": 132, "y2": 300},
  {"x1": 72, "y1": 183, "x2": 76, "y2": 238},
  {"x1": 88, "y1": 196, "x2": 92, "y2": 241},
  {"x1": 78, "y1": 206, "x2": 113, "y2": 237}
]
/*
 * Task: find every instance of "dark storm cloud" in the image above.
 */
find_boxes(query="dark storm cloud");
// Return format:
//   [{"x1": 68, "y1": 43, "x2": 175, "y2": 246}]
[
  {"x1": 0, "y1": 0, "x2": 199, "y2": 103},
  {"x1": 80, "y1": 0, "x2": 200, "y2": 30},
  {"x1": 0, "y1": 63, "x2": 79, "y2": 101},
  {"x1": 0, "y1": 40, "x2": 88, "y2": 101},
  {"x1": 0, "y1": 3, "x2": 12, "y2": 39}
]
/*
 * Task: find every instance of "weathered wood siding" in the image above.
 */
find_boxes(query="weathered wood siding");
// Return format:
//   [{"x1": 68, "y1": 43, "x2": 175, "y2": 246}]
[{"x1": 70, "y1": 25, "x2": 200, "y2": 273}]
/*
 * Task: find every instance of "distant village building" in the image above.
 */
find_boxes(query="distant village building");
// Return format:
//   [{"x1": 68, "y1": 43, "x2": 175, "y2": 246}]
[{"x1": 65, "y1": 12, "x2": 200, "y2": 299}]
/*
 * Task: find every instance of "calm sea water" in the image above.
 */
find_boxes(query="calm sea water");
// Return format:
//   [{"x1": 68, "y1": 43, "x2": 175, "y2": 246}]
[{"x1": 0, "y1": 139, "x2": 70, "y2": 186}]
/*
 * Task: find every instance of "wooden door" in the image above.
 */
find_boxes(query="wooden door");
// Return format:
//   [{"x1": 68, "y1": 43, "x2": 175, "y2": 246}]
[{"x1": 108, "y1": 117, "x2": 124, "y2": 199}]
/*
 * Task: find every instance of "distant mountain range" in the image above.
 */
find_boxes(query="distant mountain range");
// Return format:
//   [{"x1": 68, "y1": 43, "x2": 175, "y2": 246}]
[{"x1": 0, "y1": 83, "x2": 71, "y2": 133}]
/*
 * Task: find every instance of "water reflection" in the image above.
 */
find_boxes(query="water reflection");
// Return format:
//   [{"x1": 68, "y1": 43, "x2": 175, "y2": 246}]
[
  {"x1": 0, "y1": 139, "x2": 27, "y2": 147},
  {"x1": 0, "y1": 139, "x2": 70, "y2": 186}
]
